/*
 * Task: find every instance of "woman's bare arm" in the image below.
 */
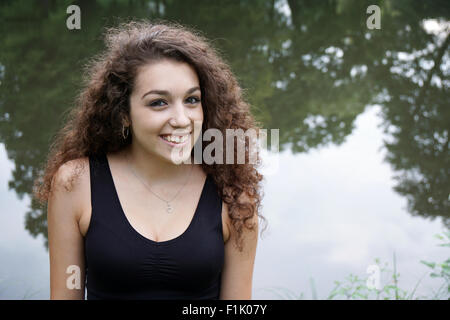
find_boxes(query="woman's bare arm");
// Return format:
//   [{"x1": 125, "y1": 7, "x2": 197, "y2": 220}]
[
  {"x1": 220, "y1": 200, "x2": 259, "y2": 300},
  {"x1": 47, "y1": 159, "x2": 89, "y2": 300}
]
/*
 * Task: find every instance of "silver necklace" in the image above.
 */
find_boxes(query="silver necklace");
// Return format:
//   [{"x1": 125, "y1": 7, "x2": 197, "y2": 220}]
[{"x1": 126, "y1": 154, "x2": 193, "y2": 214}]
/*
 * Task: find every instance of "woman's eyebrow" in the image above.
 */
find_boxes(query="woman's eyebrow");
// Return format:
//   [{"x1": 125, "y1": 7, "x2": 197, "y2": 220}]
[{"x1": 141, "y1": 86, "x2": 200, "y2": 100}]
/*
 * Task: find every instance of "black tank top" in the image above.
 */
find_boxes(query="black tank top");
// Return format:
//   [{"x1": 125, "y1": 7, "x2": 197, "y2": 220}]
[{"x1": 84, "y1": 154, "x2": 224, "y2": 300}]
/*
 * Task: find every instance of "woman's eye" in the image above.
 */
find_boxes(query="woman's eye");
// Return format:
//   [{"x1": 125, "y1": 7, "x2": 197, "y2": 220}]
[
  {"x1": 148, "y1": 100, "x2": 166, "y2": 107},
  {"x1": 186, "y1": 96, "x2": 200, "y2": 104}
]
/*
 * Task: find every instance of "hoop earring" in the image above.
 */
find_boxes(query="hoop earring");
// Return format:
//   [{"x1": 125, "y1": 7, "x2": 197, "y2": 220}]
[{"x1": 122, "y1": 125, "x2": 129, "y2": 140}]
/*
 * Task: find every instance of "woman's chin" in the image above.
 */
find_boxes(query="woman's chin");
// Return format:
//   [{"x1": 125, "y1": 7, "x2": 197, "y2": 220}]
[{"x1": 165, "y1": 143, "x2": 194, "y2": 164}]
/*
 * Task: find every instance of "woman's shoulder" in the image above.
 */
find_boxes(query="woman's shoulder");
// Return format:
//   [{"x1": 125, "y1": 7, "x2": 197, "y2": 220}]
[
  {"x1": 52, "y1": 157, "x2": 91, "y2": 222},
  {"x1": 53, "y1": 157, "x2": 90, "y2": 189}
]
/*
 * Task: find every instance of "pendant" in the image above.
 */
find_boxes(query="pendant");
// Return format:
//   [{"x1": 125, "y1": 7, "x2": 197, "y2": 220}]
[{"x1": 167, "y1": 202, "x2": 173, "y2": 214}]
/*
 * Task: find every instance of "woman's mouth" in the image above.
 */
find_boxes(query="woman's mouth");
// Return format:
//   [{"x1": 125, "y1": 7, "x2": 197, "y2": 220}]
[{"x1": 159, "y1": 133, "x2": 191, "y2": 147}]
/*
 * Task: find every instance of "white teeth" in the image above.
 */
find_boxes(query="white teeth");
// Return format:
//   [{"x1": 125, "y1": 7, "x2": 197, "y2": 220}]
[{"x1": 161, "y1": 135, "x2": 188, "y2": 143}]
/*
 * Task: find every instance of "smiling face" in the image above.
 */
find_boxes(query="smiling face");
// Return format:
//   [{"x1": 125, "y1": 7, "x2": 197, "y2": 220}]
[{"x1": 127, "y1": 59, "x2": 204, "y2": 164}]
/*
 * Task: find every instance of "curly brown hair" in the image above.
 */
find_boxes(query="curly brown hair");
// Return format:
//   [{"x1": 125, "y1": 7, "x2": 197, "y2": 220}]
[{"x1": 33, "y1": 19, "x2": 267, "y2": 252}]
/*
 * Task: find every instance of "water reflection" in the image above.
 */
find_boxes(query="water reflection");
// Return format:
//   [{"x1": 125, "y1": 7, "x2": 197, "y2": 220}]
[{"x1": 0, "y1": 0, "x2": 448, "y2": 250}]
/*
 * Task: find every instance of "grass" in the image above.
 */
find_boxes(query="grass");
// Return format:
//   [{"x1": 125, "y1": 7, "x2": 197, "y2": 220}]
[{"x1": 257, "y1": 230, "x2": 450, "y2": 300}]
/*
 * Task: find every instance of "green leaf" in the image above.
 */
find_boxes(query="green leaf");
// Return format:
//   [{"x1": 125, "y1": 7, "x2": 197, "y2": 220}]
[{"x1": 420, "y1": 260, "x2": 436, "y2": 269}]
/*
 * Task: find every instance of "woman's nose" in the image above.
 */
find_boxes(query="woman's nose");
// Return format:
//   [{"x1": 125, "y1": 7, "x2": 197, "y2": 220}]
[{"x1": 169, "y1": 101, "x2": 191, "y2": 127}]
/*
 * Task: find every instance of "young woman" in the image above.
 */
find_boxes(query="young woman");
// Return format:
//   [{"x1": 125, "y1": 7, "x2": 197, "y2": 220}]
[{"x1": 33, "y1": 20, "x2": 266, "y2": 300}]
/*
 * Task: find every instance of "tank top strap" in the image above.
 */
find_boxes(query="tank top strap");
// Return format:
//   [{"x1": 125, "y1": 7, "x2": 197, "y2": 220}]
[
  {"x1": 196, "y1": 174, "x2": 223, "y2": 229},
  {"x1": 89, "y1": 153, "x2": 119, "y2": 220}
]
